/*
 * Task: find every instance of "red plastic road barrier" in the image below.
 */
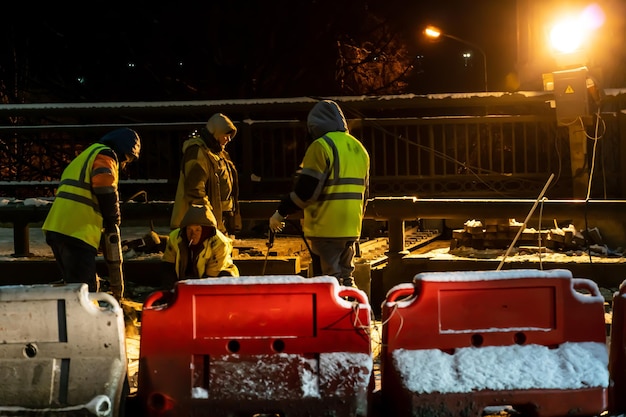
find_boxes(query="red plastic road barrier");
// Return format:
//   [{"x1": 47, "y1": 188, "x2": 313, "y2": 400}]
[
  {"x1": 381, "y1": 268, "x2": 609, "y2": 417},
  {"x1": 137, "y1": 275, "x2": 373, "y2": 417},
  {"x1": 609, "y1": 281, "x2": 626, "y2": 414}
]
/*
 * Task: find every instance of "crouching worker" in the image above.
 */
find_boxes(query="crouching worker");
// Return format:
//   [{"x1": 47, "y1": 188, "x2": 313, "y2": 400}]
[{"x1": 161, "y1": 204, "x2": 239, "y2": 288}]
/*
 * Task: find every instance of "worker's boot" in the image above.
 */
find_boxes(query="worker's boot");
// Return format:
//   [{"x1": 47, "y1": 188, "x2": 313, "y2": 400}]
[
  {"x1": 341, "y1": 276, "x2": 357, "y2": 288},
  {"x1": 340, "y1": 277, "x2": 358, "y2": 302}
]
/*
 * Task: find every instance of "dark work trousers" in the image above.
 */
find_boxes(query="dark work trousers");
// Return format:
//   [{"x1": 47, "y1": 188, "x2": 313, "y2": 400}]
[
  {"x1": 308, "y1": 238, "x2": 357, "y2": 287},
  {"x1": 45, "y1": 231, "x2": 99, "y2": 292}
]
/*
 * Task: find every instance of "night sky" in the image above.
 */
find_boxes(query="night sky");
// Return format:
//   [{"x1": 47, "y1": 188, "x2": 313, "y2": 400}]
[{"x1": 3, "y1": 0, "x2": 620, "y2": 103}]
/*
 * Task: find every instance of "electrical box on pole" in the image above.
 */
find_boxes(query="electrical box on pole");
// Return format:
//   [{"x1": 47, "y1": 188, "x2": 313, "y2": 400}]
[
  {"x1": 552, "y1": 66, "x2": 592, "y2": 198},
  {"x1": 553, "y1": 66, "x2": 591, "y2": 126}
]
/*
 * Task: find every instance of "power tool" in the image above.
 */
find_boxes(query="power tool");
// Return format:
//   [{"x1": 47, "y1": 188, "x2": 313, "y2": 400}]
[{"x1": 103, "y1": 224, "x2": 124, "y2": 301}]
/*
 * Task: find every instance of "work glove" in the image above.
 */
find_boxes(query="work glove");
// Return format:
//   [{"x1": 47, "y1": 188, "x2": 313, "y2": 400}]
[{"x1": 269, "y1": 211, "x2": 285, "y2": 233}]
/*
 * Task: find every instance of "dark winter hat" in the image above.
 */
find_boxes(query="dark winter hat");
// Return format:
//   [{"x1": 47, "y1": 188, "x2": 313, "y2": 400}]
[{"x1": 99, "y1": 128, "x2": 141, "y2": 162}]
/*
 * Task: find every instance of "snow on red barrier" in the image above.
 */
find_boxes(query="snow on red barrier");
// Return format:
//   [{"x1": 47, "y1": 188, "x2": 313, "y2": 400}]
[
  {"x1": 381, "y1": 268, "x2": 609, "y2": 417},
  {"x1": 137, "y1": 275, "x2": 373, "y2": 417},
  {"x1": 609, "y1": 281, "x2": 626, "y2": 414}
]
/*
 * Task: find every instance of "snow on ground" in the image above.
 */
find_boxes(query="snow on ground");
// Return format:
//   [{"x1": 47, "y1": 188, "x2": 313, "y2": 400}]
[
  {"x1": 409, "y1": 245, "x2": 626, "y2": 264},
  {"x1": 0, "y1": 226, "x2": 170, "y2": 260}
]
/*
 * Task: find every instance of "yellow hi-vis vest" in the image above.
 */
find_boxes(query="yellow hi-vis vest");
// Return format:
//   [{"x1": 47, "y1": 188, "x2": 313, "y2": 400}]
[
  {"x1": 301, "y1": 132, "x2": 370, "y2": 239},
  {"x1": 42, "y1": 144, "x2": 110, "y2": 249},
  {"x1": 164, "y1": 229, "x2": 240, "y2": 278}
]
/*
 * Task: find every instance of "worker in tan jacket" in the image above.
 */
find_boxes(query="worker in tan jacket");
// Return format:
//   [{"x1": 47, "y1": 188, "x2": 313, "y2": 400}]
[{"x1": 170, "y1": 113, "x2": 241, "y2": 236}]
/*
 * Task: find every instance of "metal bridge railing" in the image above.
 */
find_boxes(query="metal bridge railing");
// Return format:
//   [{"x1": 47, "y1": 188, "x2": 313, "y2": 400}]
[{"x1": 1, "y1": 94, "x2": 624, "y2": 200}]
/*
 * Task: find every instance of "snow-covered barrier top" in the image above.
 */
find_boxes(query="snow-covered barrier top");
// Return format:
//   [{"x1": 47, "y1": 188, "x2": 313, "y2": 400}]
[
  {"x1": 137, "y1": 275, "x2": 373, "y2": 417},
  {"x1": 380, "y1": 268, "x2": 609, "y2": 417},
  {"x1": 609, "y1": 279, "x2": 626, "y2": 415}
]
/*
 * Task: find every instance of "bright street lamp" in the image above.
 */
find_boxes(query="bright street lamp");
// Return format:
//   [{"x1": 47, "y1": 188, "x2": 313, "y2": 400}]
[
  {"x1": 424, "y1": 25, "x2": 488, "y2": 92},
  {"x1": 548, "y1": 4, "x2": 604, "y2": 68}
]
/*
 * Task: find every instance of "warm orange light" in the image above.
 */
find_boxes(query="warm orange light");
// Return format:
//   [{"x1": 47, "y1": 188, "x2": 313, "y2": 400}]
[
  {"x1": 548, "y1": 3, "x2": 605, "y2": 54},
  {"x1": 424, "y1": 26, "x2": 442, "y2": 39},
  {"x1": 422, "y1": 24, "x2": 488, "y2": 91},
  {"x1": 550, "y1": 17, "x2": 585, "y2": 54}
]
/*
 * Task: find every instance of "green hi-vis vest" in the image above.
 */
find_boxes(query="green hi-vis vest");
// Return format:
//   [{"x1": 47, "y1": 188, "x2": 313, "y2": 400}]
[
  {"x1": 42, "y1": 144, "x2": 110, "y2": 249},
  {"x1": 302, "y1": 132, "x2": 369, "y2": 239}
]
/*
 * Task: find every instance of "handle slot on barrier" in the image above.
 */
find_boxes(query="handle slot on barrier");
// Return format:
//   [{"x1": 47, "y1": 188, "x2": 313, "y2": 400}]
[
  {"x1": 143, "y1": 290, "x2": 173, "y2": 309},
  {"x1": 88, "y1": 291, "x2": 120, "y2": 311},
  {"x1": 572, "y1": 278, "x2": 602, "y2": 297}
]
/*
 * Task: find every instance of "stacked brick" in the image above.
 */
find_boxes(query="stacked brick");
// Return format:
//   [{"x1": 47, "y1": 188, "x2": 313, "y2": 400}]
[{"x1": 450, "y1": 218, "x2": 587, "y2": 251}]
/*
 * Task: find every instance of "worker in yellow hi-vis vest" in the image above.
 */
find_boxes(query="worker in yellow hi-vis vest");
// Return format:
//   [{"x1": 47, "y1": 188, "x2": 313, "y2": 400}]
[
  {"x1": 269, "y1": 100, "x2": 370, "y2": 288},
  {"x1": 42, "y1": 128, "x2": 141, "y2": 301}
]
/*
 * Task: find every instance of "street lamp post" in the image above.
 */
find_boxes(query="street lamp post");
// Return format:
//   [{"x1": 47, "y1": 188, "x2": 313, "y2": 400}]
[{"x1": 424, "y1": 26, "x2": 488, "y2": 92}]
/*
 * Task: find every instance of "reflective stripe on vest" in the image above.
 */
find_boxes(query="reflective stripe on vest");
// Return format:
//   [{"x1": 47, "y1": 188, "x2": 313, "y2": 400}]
[
  {"x1": 303, "y1": 133, "x2": 368, "y2": 239},
  {"x1": 42, "y1": 144, "x2": 109, "y2": 249}
]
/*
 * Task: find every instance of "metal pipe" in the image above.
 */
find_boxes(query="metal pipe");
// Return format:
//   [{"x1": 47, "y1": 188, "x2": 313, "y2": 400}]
[
  {"x1": 3, "y1": 197, "x2": 626, "y2": 226},
  {"x1": 364, "y1": 197, "x2": 626, "y2": 224},
  {"x1": 3, "y1": 197, "x2": 626, "y2": 257}
]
